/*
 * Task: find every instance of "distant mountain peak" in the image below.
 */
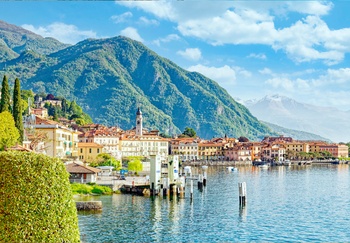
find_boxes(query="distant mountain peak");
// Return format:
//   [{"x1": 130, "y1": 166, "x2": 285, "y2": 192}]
[{"x1": 245, "y1": 94, "x2": 350, "y2": 142}]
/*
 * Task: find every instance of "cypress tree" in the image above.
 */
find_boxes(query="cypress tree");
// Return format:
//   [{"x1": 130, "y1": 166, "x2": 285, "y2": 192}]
[
  {"x1": 0, "y1": 75, "x2": 11, "y2": 113},
  {"x1": 12, "y1": 78, "x2": 24, "y2": 143}
]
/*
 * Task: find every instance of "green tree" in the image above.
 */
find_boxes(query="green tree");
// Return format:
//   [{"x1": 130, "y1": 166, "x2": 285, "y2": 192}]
[
  {"x1": 89, "y1": 153, "x2": 121, "y2": 170},
  {"x1": 12, "y1": 78, "x2": 24, "y2": 143},
  {"x1": 21, "y1": 89, "x2": 34, "y2": 108},
  {"x1": 182, "y1": 127, "x2": 197, "y2": 138},
  {"x1": 0, "y1": 75, "x2": 11, "y2": 113},
  {"x1": 61, "y1": 98, "x2": 68, "y2": 115},
  {"x1": 69, "y1": 100, "x2": 83, "y2": 116},
  {"x1": 127, "y1": 156, "x2": 143, "y2": 173},
  {"x1": 0, "y1": 111, "x2": 20, "y2": 150}
]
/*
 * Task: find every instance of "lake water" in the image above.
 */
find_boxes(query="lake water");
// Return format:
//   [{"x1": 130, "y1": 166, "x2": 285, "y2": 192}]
[{"x1": 77, "y1": 164, "x2": 350, "y2": 242}]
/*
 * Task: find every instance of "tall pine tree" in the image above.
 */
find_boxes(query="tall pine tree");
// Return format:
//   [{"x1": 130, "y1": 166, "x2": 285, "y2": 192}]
[
  {"x1": 0, "y1": 75, "x2": 11, "y2": 113},
  {"x1": 13, "y1": 78, "x2": 24, "y2": 143}
]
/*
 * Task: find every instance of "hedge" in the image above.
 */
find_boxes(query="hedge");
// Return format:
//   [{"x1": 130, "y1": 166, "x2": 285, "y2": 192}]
[{"x1": 0, "y1": 151, "x2": 80, "y2": 242}]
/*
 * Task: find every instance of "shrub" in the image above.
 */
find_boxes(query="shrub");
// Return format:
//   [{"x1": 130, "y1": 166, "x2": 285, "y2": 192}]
[
  {"x1": 71, "y1": 183, "x2": 93, "y2": 194},
  {"x1": 91, "y1": 185, "x2": 112, "y2": 195},
  {"x1": 0, "y1": 151, "x2": 80, "y2": 242},
  {"x1": 71, "y1": 183, "x2": 112, "y2": 195}
]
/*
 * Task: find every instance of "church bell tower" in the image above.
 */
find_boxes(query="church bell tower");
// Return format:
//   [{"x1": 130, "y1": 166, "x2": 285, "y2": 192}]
[{"x1": 136, "y1": 107, "x2": 143, "y2": 136}]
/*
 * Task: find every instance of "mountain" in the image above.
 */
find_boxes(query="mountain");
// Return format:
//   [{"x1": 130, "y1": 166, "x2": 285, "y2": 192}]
[
  {"x1": 0, "y1": 21, "x2": 276, "y2": 140},
  {"x1": 0, "y1": 20, "x2": 69, "y2": 63},
  {"x1": 261, "y1": 121, "x2": 331, "y2": 142},
  {"x1": 244, "y1": 94, "x2": 350, "y2": 142}
]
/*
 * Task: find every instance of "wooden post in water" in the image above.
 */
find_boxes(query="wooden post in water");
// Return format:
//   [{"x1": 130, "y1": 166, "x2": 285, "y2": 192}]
[
  {"x1": 197, "y1": 174, "x2": 203, "y2": 191},
  {"x1": 172, "y1": 184, "x2": 177, "y2": 198},
  {"x1": 151, "y1": 182, "x2": 155, "y2": 198},
  {"x1": 238, "y1": 182, "x2": 247, "y2": 207},
  {"x1": 162, "y1": 178, "x2": 168, "y2": 198}
]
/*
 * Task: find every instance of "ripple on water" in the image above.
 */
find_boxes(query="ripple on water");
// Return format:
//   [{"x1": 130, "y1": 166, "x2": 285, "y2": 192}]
[{"x1": 78, "y1": 165, "x2": 350, "y2": 242}]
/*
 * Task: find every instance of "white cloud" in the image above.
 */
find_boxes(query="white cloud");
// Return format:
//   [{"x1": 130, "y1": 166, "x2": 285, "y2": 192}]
[
  {"x1": 259, "y1": 68, "x2": 273, "y2": 75},
  {"x1": 247, "y1": 53, "x2": 267, "y2": 60},
  {"x1": 22, "y1": 22, "x2": 97, "y2": 44},
  {"x1": 285, "y1": 1, "x2": 333, "y2": 16},
  {"x1": 264, "y1": 67, "x2": 350, "y2": 95},
  {"x1": 120, "y1": 27, "x2": 144, "y2": 42},
  {"x1": 118, "y1": 1, "x2": 350, "y2": 65},
  {"x1": 111, "y1": 12, "x2": 133, "y2": 24},
  {"x1": 177, "y1": 48, "x2": 202, "y2": 61},
  {"x1": 153, "y1": 34, "x2": 180, "y2": 46},
  {"x1": 313, "y1": 68, "x2": 350, "y2": 86},
  {"x1": 138, "y1": 16, "x2": 159, "y2": 26},
  {"x1": 265, "y1": 77, "x2": 294, "y2": 90},
  {"x1": 188, "y1": 64, "x2": 236, "y2": 84}
]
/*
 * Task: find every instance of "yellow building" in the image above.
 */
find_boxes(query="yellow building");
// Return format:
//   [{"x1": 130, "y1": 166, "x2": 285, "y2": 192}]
[
  {"x1": 285, "y1": 142, "x2": 309, "y2": 154},
  {"x1": 198, "y1": 142, "x2": 226, "y2": 160},
  {"x1": 23, "y1": 115, "x2": 80, "y2": 159},
  {"x1": 78, "y1": 142, "x2": 104, "y2": 162}
]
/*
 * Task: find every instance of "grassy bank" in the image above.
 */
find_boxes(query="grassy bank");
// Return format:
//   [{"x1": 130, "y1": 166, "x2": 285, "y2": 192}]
[{"x1": 71, "y1": 183, "x2": 113, "y2": 195}]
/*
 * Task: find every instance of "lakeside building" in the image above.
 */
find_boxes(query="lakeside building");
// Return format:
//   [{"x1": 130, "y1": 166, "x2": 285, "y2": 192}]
[
  {"x1": 224, "y1": 143, "x2": 252, "y2": 161},
  {"x1": 20, "y1": 105, "x2": 349, "y2": 163},
  {"x1": 198, "y1": 141, "x2": 227, "y2": 160},
  {"x1": 319, "y1": 144, "x2": 349, "y2": 158},
  {"x1": 120, "y1": 108, "x2": 169, "y2": 158},
  {"x1": 169, "y1": 137, "x2": 199, "y2": 161},
  {"x1": 79, "y1": 125, "x2": 122, "y2": 161},
  {"x1": 23, "y1": 114, "x2": 80, "y2": 159},
  {"x1": 78, "y1": 142, "x2": 104, "y2": 162},
  {"x1": 262, "y1": 143, "x2": 286, "y2": 162}
]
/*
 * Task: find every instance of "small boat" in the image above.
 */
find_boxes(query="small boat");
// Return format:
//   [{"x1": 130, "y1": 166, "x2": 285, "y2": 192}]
[
  {"x1": 258, "y1": 163, "x2": 269, "y2": 169},
  {"x1": 226, "y1": 166, "x2": 238, "y2": 172},
  {"x1": 283, "y1": 160, "x2": 291, "y2": 166}
]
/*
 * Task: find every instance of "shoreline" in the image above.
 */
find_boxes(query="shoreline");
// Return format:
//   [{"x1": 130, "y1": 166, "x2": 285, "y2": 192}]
[{"x1": 181, "y1": 159, "x2": 348, "y2": 166}]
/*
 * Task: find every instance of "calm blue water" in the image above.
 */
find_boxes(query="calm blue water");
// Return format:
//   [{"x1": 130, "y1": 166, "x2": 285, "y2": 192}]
[{"x1": 77, "y1": 165, "x2": 350, "y2": 242}]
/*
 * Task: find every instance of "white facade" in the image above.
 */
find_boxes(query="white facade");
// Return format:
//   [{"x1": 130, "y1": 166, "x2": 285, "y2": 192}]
[
  {"x1": 92, "y1": 135, "x2": 122, "y2": 161},
  {"x1": 120, "y1": 136, "x2": 169, "y2": 158}
]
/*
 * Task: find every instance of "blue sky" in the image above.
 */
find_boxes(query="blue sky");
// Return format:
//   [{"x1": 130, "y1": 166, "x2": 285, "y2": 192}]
[{"x1": 1, "y1": 1, "x2": 350, "y2": 111}]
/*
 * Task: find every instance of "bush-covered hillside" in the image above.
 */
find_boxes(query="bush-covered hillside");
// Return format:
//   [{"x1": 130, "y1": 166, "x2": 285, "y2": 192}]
[{"x1": 0, "y1": 21, "x2": 276, "y2": 140}]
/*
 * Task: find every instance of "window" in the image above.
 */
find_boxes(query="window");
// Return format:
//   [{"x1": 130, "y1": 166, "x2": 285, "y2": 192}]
[
  {"x1": 80, "y1": 148, "x2": 83, "y2": 153},
  {"x1": 97, "y1": 148, "x2": 100, "y2": 153},
  {"x1": 89, "y1": 148, "x2": 92, "y2": 153}
]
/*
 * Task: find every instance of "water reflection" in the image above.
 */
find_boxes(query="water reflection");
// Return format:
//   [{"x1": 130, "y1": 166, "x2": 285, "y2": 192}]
[
  {"x1": 78, "y1": 164, "x2": 350, "y2": 243},
  {"x1": 239, "y1": 205, "x2": 247, "y2": 222}
]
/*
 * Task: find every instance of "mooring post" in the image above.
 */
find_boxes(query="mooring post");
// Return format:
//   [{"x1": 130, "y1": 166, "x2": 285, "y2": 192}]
[
  {"x1": 151, "y1": 182, "x2": 155, "y2": 197},
  {"x1": 197, "y1": 174, "x2": 203, "y2": 191},
  {"x1": 203, "y1": 171, "x2": 207, "y2": 187},
  {"x1": 172, "y1": 184, "x2": 177, "y2": 198},
  {"x1": 238, "y1": 182, "x2": 247, "y2": 207},
  {"x1": 162, "y1": 178, "x2": 167, "y2": 198}
]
